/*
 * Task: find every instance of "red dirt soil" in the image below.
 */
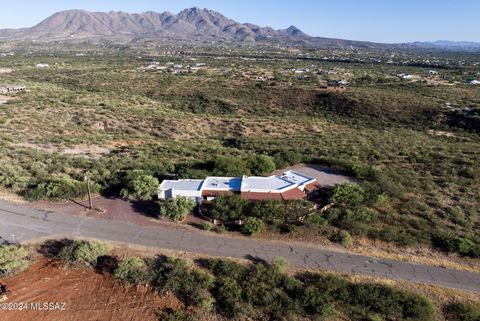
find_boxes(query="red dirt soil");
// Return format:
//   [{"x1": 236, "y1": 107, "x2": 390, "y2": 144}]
[{"x1": 0, "y1": 257, "x2": 181, "y2": 321}]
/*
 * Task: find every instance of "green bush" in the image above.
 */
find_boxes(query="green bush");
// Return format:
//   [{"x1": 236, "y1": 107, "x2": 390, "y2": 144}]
[
  {"x1": 160, "y1": 309, "x2": 196, "y2": 321},
  {"x1": 26, "y1": 175, "x2": 100, "y2": 201},
  {"x1": 159, "y1": 196, "x2": 195, "y2": 221},
  {"x1": 273, "y1": 150, "x2": 302, "y2": 168},
  {"x1": 330, "y1": 183, "x2": 366, "y2": 207},
  {"x1": 249, "y1": 199, "x2": 286, "y2": 225},
  {"x1": 154, "y1": 257, "x2": 215, "y2": 309},
  {"x1": 114, "y1": 256, "x2": 150, "y2": 285},
  {"x1": 348, "y1": 283, "x2": 436, "y2": 321},
  {"x1": 210, "y1": 194, "x2": 247, "y2": 221},
  {"x1": 120, "y1": 170, "x2": 159, "y2": 200},
  {"x1": 58, "y1": 240, "x2": 112, "y2": 267},
  {"x1": 445, "y1": 301, "x2": 480, "y2": 321},
  {"x1": 247, "y1": 154, "x2": 276, "y2": 175},
  {"x1": 0, "y1": 244, "x2": 29, "y2": 276},
  {"x1": 431, "y1": 232, "x2": 480, "y2": 258},
  {"x1": 213, "y1": 156, "x2": 250, "y2": 176},
  {"x1": 201, "y1": 222, "x2": 213, "y2": 231},
  {"x1": 330, "y1": 230, "x2": 353, "y2": 246},
  {"x1": 241, "y1": 217, "x2": 265, "y2": 235}
]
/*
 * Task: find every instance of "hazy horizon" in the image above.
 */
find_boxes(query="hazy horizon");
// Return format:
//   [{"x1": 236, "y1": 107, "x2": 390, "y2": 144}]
[{"x1": 0, "y1": 0, "x2": 478, "y2": 43}]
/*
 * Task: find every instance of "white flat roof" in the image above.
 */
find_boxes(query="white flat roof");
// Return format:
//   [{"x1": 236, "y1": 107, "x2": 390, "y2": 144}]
[
  {"x1": 160, "y1": 179, "x2": 204, "y2": 191},
  {"x1": 279, "y1": 170, "x2": 315, "y2": 186},
  {"x1": 203, "y1": 177, "x2": 242, "y2": 191},
  {"x1": 240, "y1": 175, "x2": 295, "y2": 192}
]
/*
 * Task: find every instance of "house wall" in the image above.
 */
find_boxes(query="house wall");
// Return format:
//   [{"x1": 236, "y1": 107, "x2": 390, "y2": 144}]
[{"x1": 159, "y1": 188, "x2": 203, "y2": 204}]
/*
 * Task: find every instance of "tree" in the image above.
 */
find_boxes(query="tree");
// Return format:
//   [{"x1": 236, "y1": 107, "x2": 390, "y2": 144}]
[
  {"x1": 159, "y1": 196, "x2": 195, "y2": 221},
  {"x1": 0, "y1": 244, "x2": 29, "y2": 276},
  {"x1": 120, "y1": 170, "x2": 159, "y2": 200},
  {"x1": 249, "y1": 200, "x2": 285, "y2": 225},
  {"x1": 247, "y1": 155, "x2": 276, "y2": 175},
  {"x1": 329, "y1": 183, "x2": 365, "y2": 207},
  {"x1": 210, "y1": 194, "x2": 247, "y2": 221},
  {"x1": 241, "y1": 217, "x2": 265, "y2": 235},
  {"x1": 130, "y1": 174, "x2": 159, "y2": 200},
  {"x1": 213, "y1": 156, "x2": 250, "y2": 176}
]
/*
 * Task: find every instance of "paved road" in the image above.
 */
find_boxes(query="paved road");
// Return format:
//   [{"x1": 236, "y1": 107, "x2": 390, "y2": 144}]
[{"x1": 1, "y1": 200, "x2": 479, "y2": 293}]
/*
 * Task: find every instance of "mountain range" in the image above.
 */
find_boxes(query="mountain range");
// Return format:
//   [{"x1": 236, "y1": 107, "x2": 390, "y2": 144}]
[
  {"x1": 0, "y1": 8, "x2": 478, "y2": 50},
  {"x1": 0, "y1": 8, "x2": 310, "y2": 43}
]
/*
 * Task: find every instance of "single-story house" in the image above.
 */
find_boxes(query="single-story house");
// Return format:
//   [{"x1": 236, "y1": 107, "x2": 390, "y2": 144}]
[
  {"x1": 0, "y1": 85, "x2": 26, "y2": 94},
  {"x1": 159, "y1": 170, "x2": 320, "y2": 204},
  {"x1": 158, "y1": 179, "x2": 204, "y2": 204}
]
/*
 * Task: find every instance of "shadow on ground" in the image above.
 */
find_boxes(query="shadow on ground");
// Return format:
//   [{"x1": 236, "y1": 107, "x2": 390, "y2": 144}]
[{"x1": 130, "y1": 200, "x2": 160, "y2": 219}]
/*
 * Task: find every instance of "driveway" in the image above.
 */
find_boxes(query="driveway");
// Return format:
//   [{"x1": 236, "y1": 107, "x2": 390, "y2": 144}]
[
  {"x1": 1, "y1": 200, "x2": 479, "y2": 293},
  {"x1": 273, "y1": 164, "x2": 357, "y2": 187}
]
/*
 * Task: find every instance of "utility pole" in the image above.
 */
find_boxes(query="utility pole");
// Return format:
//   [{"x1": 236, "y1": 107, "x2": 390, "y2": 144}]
[{"x1": 84, "y1": 174, "x2": 93, "y2": 210}]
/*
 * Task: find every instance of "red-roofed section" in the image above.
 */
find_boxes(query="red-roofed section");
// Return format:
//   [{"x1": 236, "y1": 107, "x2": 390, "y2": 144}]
[{"x1": 280, "y1": 188, "x2": 308, "y2": 200}]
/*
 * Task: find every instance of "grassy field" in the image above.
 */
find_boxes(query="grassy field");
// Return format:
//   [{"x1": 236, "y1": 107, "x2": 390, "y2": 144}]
[{"x1": 0, "y1": 49, "x2": 479, "y2": 258}]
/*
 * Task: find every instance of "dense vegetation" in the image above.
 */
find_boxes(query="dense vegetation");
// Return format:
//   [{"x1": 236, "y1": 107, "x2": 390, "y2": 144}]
[
  {"x1": 0, "y1": 244, "x2": 29, "y2": 276},
  {"x1": 0, "y1": 48, "x2": 479, "y2": 257},
  {"x1": 47, "y1": 239, "x2": 439, "y2": 321}
]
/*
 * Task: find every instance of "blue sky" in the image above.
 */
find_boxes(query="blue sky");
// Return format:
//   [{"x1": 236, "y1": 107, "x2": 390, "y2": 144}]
[{"x1": 0, "y1": 0, "x2": 477, "y2": 43}]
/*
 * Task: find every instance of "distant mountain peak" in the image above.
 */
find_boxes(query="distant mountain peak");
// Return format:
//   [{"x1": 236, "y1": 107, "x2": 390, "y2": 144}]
[
  {"x1": 285, "y1": 25, "x2": 305, "y2": 36},
  {"x1": 0, "y1": 8, "x2": 310, "y2": 43}
]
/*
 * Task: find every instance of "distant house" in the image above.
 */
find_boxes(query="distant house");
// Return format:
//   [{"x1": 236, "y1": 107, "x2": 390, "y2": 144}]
[
  {"x1": 159, "y1": 171, "x2": 319, "y2": 204},
  {"x1": 0, "y1": 85, "x2": 26, "y2": 94},
  {"x1": 36, "y1": 63, "x2": 49, "y2": 68},
  {"x1": 397, "y1": 73, "x2": 413, "y2": 79}
]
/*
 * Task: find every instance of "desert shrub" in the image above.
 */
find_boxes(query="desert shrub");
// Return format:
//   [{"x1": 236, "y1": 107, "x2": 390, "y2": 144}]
[
  {"x1": 201, "y1": 222, "x2": 213, "y2": 231},
  {"x1": 248, "y1": 199, "x2": 285, "y2": 225},
  {"x1": 213, "y1": 156, "x2": 250, "y2": 176},
  {"x1": 210, "y1": 193, "x2": 247, "y2": 221},
  {"x1": 327, "y1": 207, "x2": 377, "y2": 235},
  {"x1": 247, "y1": 154, "x2": 276, "y2": 175},
  {"x1": 153, "y1": 257, "x2": 215, "y2": 309},
  {"x1": 445, "y1": 301, "x2": 480, "y2": 321},
  {"x1": 120, "y1": 170, "x2": 159, "y2": 200},
  {"x1": 58, "y1": 240, "x2": 112, "y2": 267},
  {"x1": 239, "y1": 258, "x2": 302, "y2": 320},
  {"x1": 431, "y1": 232, "x2": 480, "y2": 257},
  {"x1": 213, "y1": 276, "x2": 251, "y2": 318},
  {"x1": 159, "y1": 196, "x2": 195, "y2": 221},
  {"x1": 330, "y1": 183, "x2": 365, "y2": 206},
  {"x1": 374, "y1": 193, "x2": 390, "y2": 207},
  {"x1": 273, "y1": 150, "x2": 302, "y2": 168},
  {"x1": 284, "y1": 199, "x2": 315, "y2": 224},
  {"x1": 330, "y1": 230, "x2": 353, "y2": 246},
  {"x1": 348, "y1": 283, "x2": 436, "y2": 321},
  {"x1": 160, "y1": 309, "x2": 197, "y2": 321},
  {"x1": 25, "y1": 175, "x2": 100, "y2": 201},
  {"x1": 0, "y1": 164, "x2": 31, "y2": 190},
  {"x1": 114, "y1": 256, "x2": 151, "y2": 285},
  {"x1": 241, "y1": 217, "x2": 264, "y2": 235},
  {"x1": 0, "y1": 244, "x2": 29, "y2": 276}
]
